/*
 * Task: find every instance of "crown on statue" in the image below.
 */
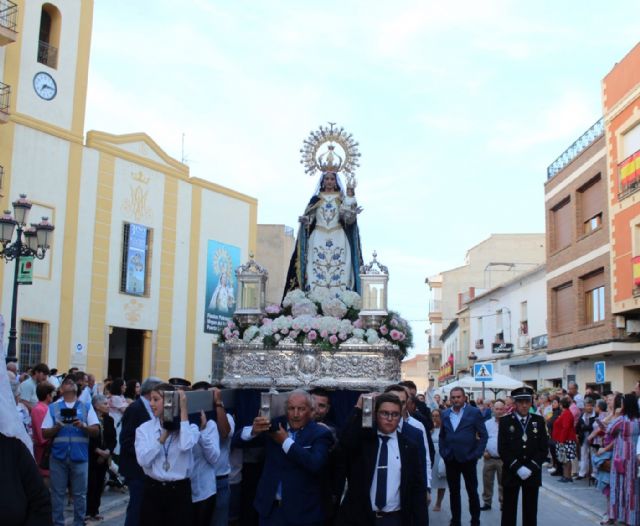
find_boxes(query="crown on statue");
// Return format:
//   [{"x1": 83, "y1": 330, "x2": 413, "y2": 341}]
[
  {"x1": 300, "y1": 122, "x2": 361, "y2": 178},
  {"x1": 318, "y1": 145, "x2": 343, "y2": 173}
]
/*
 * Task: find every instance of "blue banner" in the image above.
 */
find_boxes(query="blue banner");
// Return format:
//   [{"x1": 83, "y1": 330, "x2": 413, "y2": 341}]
[
  {"x1": 204, "y1": 240, "x2": 240, "y2": 333},
  {"x1": 125, "y1": 223, "x2": 148, "y2": 296}
]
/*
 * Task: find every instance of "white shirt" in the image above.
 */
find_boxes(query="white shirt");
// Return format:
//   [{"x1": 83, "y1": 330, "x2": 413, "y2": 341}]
[
  {"x1": 484, "y1": 418, "x2": 500, "y2": 458},
  {"x1": 637, "y1": 434, "x2": 640, "y2": 456},
  {"x1": 573, "y1": 393, "x2": 585, "y2": 410},
  {"x1": 214, "y1": 413, "x2": 235, "y2": 477},
  {"x1": 135, "y1": 418, "x2": 199, "y2": 481},
  {"x1": 450, "y1": 404, "x2": 466, "y2": 431},
  {"x1": 190, "y1": 421, "x2": 220, "y2": 502},
  {"x1": 405, "y1": 416, "x2": 432, "y2": 489},
  {"x1": 79, "y1": 386, "x2": 92, "y2": 405},
  {"x1": 41, "y1": 399, "x2": 100, "y2": 429},
  {"x1": 370, "y1": 432, "x2": 401, "y2": 512}
]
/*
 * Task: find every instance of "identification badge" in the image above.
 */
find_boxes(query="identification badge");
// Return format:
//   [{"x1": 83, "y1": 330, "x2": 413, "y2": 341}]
[{"x1": 163, "y1": 460, "x2": 170, "y2": 471}]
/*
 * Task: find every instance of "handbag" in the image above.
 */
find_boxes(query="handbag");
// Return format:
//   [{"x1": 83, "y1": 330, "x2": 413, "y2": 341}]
[{"x1": 600, "y1": 460, "x2": 611, "y2": 473}]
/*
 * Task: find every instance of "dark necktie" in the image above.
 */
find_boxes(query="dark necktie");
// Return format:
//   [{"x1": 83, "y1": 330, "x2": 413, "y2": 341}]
[{"x1": 375, "y1": 436, "x2": 390, "y2": 511}]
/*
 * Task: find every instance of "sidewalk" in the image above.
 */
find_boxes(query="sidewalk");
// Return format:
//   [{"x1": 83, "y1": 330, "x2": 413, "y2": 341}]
[
  {"x1": 540, "y1": 468, "x2": 605, "y2": 521},
  {"x1": 64, "y1": 485, "x2": 129, "y2": 526}
]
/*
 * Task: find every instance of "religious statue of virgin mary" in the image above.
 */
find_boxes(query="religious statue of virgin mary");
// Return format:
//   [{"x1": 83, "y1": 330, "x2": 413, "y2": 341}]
[{"x1": 284, "y1": 124, "x2": 364, "y2": 297}]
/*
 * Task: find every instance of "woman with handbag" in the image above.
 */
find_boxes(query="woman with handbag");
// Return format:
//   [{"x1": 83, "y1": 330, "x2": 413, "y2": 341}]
[
  {"x1": 598, "y1": 393, "x2": 640, "y2": 526},
  {"x1": 430, "y1": 408, "x2": 448, "y2": 511}
]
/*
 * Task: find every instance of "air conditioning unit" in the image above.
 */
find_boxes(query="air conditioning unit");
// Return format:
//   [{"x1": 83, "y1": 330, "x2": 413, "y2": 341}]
[
  {"x1": 626, "y1": 319, "x2": 640, "y2": 334},
  {"x1": 518, "y1": 335, "x2": 530, "y2": 349}
]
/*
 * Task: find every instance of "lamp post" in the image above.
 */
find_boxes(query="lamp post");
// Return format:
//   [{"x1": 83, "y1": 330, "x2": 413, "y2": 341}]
[{"x1": 0, "y1": 194, "x2": 55, "y2": 360}]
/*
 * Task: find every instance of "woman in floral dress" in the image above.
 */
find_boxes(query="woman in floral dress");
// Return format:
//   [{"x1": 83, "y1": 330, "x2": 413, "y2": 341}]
[{"x1": 600, "y1": 393, "x2": 640, "y2": 526}]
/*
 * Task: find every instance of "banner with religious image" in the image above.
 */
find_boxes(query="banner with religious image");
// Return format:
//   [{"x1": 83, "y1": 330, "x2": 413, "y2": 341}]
[{"x1": 204, "y1": 240, "x2": 240, "y2": 334}]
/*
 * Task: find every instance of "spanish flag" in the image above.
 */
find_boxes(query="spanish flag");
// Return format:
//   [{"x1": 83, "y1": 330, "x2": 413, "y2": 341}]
[
  {"x1": 633, "y1": 255, "x2": 640, "y2": 287},
  {"x1": 620, "y1": 152, "x2": 640, "y2": 186}
]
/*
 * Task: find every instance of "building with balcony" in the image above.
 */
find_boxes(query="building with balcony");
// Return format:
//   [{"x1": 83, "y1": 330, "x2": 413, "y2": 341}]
[
  {"x1": 542, "y1": 116, "x2": 626, "y2": 391},
  {"x1": 0, "y1": 1, "x2": 257, "y2": 383},
  {"x1": 601, "y1": 42, "x2": 640, "y2": 391},
  {"x1": 466, "y1": 265, "x2": 547, "y2": 389},
  {"x1": 425, "y1": 233, "x2": 545, "y2": 384}
]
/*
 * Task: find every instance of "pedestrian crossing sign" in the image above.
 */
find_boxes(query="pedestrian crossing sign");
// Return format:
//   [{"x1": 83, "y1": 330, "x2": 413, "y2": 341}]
[{"x1": 474, "y1": 363, "x2": 493, "y2": 382}]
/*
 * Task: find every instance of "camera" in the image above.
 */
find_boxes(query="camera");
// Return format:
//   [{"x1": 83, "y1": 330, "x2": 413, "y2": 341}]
[
  {"x1": 60, "y1": 407, "x2": 78, "y2": 424},
  {"x1": 160, "y1": 389, "x2": 237, "y2": 431},
  {"x1": 362, "y1": 395, "x2": 374, "y2": 428},
  {"x1": 260, "y1": 391, "x2": 290, "y2": 432}
]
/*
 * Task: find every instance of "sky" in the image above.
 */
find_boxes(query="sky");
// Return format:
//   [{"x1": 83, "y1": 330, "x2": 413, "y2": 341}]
[{"x1": 85, "y1": 1, "x2": 640, "y2": 357}]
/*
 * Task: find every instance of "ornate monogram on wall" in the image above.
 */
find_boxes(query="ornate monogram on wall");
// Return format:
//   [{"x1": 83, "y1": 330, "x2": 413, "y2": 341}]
[
  {"x1": 123, "y1": 298, "x2": 144, "y2": 324},
  {"x1": 122, "y1": 171, "x2": 153, "y2": 223},
  {"x1": 221, "y1": 340, "x2": 402, "y2": 390}
]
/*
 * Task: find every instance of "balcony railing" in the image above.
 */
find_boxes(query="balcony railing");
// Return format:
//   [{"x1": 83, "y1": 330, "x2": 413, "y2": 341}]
[
  {"x1": 619, "y1": 149, "x2": 640, "y2": 199},
  {"x1": 0, "y1": 81, "x2": 9, "y2": 114},
  {"x1": 429, "y1": 299, "x2": 442, "y2": 313},
  {"x1": 37, "y1": 40, "x2": 58, "y2": 69},
  {"x1": 547, "y1": 118, "x2": 604, "y2": 180},
  {"x1": 0, "y1": 0, "x2": 17, "y2": 33}
]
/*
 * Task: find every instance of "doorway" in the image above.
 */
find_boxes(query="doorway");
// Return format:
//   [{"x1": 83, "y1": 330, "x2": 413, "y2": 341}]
[{"x1": 108, "y1": 327, "x2": 144, "y2": 381}]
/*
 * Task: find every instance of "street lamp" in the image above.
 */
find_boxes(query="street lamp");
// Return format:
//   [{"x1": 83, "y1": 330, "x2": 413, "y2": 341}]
[{"x1": 0, "y1": 194, "x2": 55, "y2": 361}]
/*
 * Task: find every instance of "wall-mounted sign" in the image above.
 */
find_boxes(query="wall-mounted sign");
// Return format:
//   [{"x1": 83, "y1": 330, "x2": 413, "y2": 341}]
[
  {"x1": 492, "y1": 342, "x2": 514, "y2": 353},
  {"x1": 531, "y1": 334, "x2": 548, "y2": 350}
]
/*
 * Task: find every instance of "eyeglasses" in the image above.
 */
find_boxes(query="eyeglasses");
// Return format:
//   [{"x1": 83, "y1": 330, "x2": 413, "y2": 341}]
[{"x1": 378, "y1": 411, "x2": 401, "y2": 420}]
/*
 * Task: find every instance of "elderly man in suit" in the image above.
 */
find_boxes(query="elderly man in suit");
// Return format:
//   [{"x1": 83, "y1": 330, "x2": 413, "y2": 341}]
[
  {"x1": 241, "y1": 389, "x2": 333, "y2": 526},
  {"x1": 118, "y1": 376, "x2": 162, "y2": 526},
  {"x1": 439, "y1": 387, "x2": 488, "y2": 526},
  {"x1": 337, "y1": 392, "x2": 428, "y2": 526}
]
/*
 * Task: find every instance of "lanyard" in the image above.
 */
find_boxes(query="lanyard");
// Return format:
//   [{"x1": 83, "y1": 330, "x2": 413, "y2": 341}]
[
  {"x1": 517, "y1": 414, "x2": 530, "y2": 442},
  {"x1": 161, "y1": 433, "x2": 174, "y2": 471}
]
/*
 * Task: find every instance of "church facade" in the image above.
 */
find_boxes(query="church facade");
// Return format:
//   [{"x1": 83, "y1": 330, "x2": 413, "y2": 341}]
[{"x1": 0, "y1": 0, "x2": 257, "y2": 382}]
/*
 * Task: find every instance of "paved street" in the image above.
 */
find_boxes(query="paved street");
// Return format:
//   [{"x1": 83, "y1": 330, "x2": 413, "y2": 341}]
[{"x1": 72, "y1": 464, "x2": 605, "y2": 526}]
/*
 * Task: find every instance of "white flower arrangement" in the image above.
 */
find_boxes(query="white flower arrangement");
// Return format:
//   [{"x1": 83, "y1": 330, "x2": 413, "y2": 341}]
[
  {"x1": 291, "y1": 298, "x2": 318, "y2": 317},
  {"x1": 242, "y1": 325, "x2": 260, "y2": 342},
  {"x1": 308, "y1": 288, "x2": 332, "y2": 305},
  {"x1": 365, "y1": 328, "x2": 380, "y2": 344},
  {"x1": 339, "y1": 290, "x2": 362, "y2": 310},
  {"x1": 352, "y1": 328, "x2": 365, "y2": 339},
  {"x1": 282, "y1": 289, "x2": 306, "y2": 308},
  {"x1": 321, "y1": 297, "x2": 348, "y2": 319}
]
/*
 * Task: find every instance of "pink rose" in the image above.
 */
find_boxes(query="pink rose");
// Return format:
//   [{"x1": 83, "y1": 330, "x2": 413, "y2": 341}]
[
  {"x1": 329, "y1": 335, "x2": 339, "y2": 345},
  {"x1": 390, "y1": 329, "x2": 401, "y2": 341},
  {"x1": 308, "y1": 330, "x2": 318, "y2": 341},
  {"x1": 399, "y1": 332, "x2": 406, "y2": 341},
  {"x1": 380, "y1": 325, "x2": 389, "y2": 335},
  {"x1": 391, "y1": 318, "x2": 399, "y2": 327},
  {"x1": 281, "y1": 328, "x2": 289, "y2": 335},
  {"x1": 302, "y1": 325, "x2": 310, "y2": 333},
  {"x1": 262, "y1": 318, "x2": 272, "y2": 326},
  {"x1": 338, "y1": 332, "x2": 347, "y2": 340},
  {"x1": 227, "y1": 321, "x2": 236, "y2": 329},
  {"x1": 290, "y1": 330, "x2": 299, "y2": 339},
  {"x1": 352, "y1": 319, "x2": 363, "y2": 329},
  {"x1": 320, "y1": 330, "x2": 328, "y2": 339}
]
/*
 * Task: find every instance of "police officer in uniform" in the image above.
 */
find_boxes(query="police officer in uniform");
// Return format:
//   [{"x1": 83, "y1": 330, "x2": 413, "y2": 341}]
[{"x1": 498, "y1": 387, "x2": 548, "y2": 526}]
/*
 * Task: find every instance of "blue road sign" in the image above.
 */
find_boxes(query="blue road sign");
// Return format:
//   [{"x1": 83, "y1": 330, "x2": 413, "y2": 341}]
[
  {"x1": 474, "y1": 363, "x2": 494, "y2": 382},
  {"x1": 594, "y1": 361, "x2": 606, "y2": 384}
]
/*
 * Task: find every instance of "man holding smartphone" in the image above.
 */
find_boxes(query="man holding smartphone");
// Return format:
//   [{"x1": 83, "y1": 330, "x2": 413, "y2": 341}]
[{"x1": 42, "y1": 377, "x2": 99, "y2": 526}]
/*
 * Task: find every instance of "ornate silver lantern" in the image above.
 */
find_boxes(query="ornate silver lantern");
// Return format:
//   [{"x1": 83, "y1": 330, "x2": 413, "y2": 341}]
[
  {"x1": 234, "y1": 254, "x2": 268, "y2": 328},
  {"x1": 358, "y1": 251, "x2": 389, "y2": 329}
]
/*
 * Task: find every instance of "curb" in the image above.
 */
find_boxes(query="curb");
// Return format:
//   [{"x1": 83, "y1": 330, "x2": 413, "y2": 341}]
[{"x1": 540, "y1": 478, "x2": 603, "y2": 520}]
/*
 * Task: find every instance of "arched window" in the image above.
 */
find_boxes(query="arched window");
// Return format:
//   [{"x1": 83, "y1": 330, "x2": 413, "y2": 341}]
[{"x1": 37, "y1": 3, "x2": 61, "y2": 69}]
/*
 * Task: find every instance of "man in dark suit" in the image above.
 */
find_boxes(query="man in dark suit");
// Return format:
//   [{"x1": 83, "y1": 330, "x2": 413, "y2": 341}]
[
  {"x1": 241, "y1": 389, "x2": 333, "y2": 526},
  {"x1": 337, "y1": 392, "x2": 428, "y2": 526},
  {"x1": 119, "y1": 376, "x2": 162, "y2": 526},
  {"x1": 440, "y1": 387, "x2": 488, "y2": 526},
  {"x1": 498, "y1": 387, "x2": 548, "y2": 526}
]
